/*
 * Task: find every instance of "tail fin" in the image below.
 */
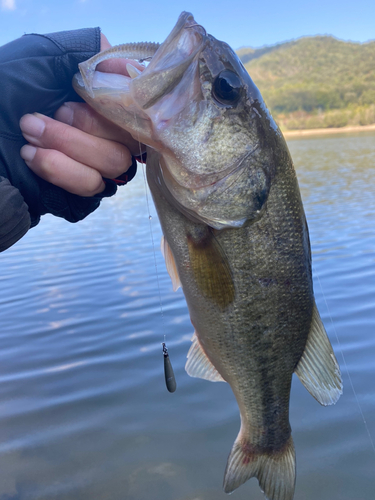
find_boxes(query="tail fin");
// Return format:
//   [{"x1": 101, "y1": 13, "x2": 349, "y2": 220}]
[{"x1": 223, "y1": 434, "x2": 295, "y2": 500}]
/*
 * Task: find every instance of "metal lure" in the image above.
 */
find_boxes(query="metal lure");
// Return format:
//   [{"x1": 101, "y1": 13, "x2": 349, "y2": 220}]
[{"x1": 162, "y1": 342, "x2": 177, "y2": 393}]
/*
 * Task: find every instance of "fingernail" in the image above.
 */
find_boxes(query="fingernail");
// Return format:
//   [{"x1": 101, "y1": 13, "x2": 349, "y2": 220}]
[
  {"x1": 20, "y1": 114, "x2": 45, "y2": 138},
  {"x1": 20, "y1": 144, "x2": 37, "y2": 163},
  {"x1": 54, "y1": 103, "x2": 74, "y2": 125}
]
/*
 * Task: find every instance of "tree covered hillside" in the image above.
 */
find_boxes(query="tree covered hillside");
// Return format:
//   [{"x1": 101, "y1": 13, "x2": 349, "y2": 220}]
[{"x1": 237, "y1": 36, "x2": 375, "y2": 130}]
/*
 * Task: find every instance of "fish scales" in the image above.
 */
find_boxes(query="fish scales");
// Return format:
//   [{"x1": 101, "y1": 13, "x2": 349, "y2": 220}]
[
  {"x1": 149, "y1": 145, "x2": 311, "y2": 437},
  {"x1": 73, "y1": 11, "x2": 343, "y2": 500}
]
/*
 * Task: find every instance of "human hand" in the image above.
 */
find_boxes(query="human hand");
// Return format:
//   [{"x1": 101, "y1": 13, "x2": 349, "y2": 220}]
[
  {"x1": 19, "y1": 34, "x2": 145, "y2": 197},
  {"x1": 0, "y1": 28, "x2": 144, "y2": 252}
]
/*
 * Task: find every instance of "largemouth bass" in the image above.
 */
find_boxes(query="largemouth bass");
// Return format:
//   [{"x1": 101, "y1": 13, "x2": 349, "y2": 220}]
[{"x1": 73, "y1": 12, "x2": 342, "y2": 500}]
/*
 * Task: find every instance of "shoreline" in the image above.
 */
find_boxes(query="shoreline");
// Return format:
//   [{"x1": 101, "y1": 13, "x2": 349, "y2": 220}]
[{"x1": 283, "y1": 123, "x2": 375, "y2": 139}]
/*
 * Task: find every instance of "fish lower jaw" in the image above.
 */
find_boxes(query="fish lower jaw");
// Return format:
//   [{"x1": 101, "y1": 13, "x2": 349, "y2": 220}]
[{"x1": 74, "y1": 70, "x2": 133, "y2": 102}]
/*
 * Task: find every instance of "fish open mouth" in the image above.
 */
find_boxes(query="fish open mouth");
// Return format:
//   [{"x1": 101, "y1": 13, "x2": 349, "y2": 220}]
[
  {"x1": 73, "y1": 11, "x2": 208, "y2": 161},
  {"x1": 75, "y1": 12, "x2": 206, "y2": 105},
  {"x1": 73, "y1": 12, "x2": 271, "y2": 230}
]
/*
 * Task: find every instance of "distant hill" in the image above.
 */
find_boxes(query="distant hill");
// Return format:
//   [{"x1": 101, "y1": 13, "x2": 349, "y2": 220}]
[{"x1": 237, "y1": 36, "x2": 375, "y2": 130}]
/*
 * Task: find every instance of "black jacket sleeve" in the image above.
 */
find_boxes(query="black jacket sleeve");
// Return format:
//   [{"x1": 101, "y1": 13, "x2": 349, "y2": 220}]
[
  {"x1": 0, "y1": 176, "x2": 31, "y2": 252},
  {"x1": 0, "y1": 28, "x2": 120, "y2": 252}
]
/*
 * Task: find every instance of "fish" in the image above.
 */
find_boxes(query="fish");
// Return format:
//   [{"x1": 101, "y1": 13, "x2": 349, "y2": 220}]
[{"x1": 73, "y1": 12, "x2": 343, "y2": 500}]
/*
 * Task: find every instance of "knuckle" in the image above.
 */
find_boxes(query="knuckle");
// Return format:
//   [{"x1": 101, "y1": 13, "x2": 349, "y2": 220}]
[
  {"x1": 47, "y1": 125, "x2": 71, "y2": 152},
  {"x1": 73, "y1": 105, "x2": 102, "y2": 137},
  {"x1": 106, "y1": 145, "x2": 132, "y2": 177},
  {"x1": 34, "y1": 149, "x2": 63, "y2": 184},
  {"x1": 81, "y1": 172, "x2": 105, "y2": 197},
  {"x1": 43, "y1": 150, "x2": 62, "y2": 178},
  {"x1": 82, "y1": 114, "x2": 98, "y2": 136}
]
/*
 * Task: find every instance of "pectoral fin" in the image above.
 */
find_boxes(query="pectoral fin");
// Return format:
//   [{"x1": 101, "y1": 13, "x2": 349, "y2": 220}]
[
  {"x1": 185, "y1": 332, "x2": 225, "y2": 382},
  {"x1": 187, "y1": 228, "x2": 235, "y2": 310},
  {"x1": 295, "y1": 302, "x2": 343, "y2": 406},
  {"x1": 161, "y1": 235, "x2": 181, "y2": 291}
]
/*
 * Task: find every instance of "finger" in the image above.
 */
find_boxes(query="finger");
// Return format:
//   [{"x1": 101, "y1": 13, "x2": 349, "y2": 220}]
[
  {"x1": 20, "y1": 145, "x2": 105, "y2": 197},
  {"x1": 99, "y1": 32, "x2": 145, "y2": 76},
  {"x1": 20, "y1": 113, "x2": 133, "y2": 179},
  {"x1": 97, "y1": 57, "x2": 145, "y2": 77},
  {"x1": 54, "y1": 102, "x2": 144, "y2": 156},
  {"x1": 100, "y1": 33, "x2": 111, "y2": 51}
]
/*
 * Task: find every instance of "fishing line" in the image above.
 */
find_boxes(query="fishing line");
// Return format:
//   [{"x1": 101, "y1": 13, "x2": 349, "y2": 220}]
[
  {"x1": 315, "y1": 268, "x2": 375, "y2": 456},
  {"x1": 133, "y1": 108, "x2": 177, "y2": 393}
]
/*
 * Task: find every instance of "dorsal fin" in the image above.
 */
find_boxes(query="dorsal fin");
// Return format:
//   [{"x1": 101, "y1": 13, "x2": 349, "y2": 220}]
[
  {"x1": 185, "y1": 332, "x2": 226, "y2": 382},
  {"x1": 161, "y1": 235, "x2": 181, "y2": 291},
  {"x1": 295, "y1": 302, "x2": 343, "y2": 406}
]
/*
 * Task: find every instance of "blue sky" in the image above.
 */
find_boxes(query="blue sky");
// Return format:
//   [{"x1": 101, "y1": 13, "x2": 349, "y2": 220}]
[{"x1": 1, "y1": 0, "x2": 374, "y2": 49}]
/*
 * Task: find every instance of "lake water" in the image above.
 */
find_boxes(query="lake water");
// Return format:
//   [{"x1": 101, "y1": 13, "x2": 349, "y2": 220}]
[{"x1": 0, "y1": 131, "x2": 374, "y2": 500}]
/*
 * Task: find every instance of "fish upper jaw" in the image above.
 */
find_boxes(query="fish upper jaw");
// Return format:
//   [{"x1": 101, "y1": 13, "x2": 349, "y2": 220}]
[
  {"x1": 129, "y1": 12, "x2": 206, "y2": 113},
  {"x1": 73, "y1": 12, "x2": 206, "y2": 148}
]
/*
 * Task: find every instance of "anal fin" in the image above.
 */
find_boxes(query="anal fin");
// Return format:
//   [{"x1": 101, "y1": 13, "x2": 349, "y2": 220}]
[
  {"x1": 185, "y1": 332, "x2": 225, "y2": 382},
  {"x1": 161, "y1": 235, "x2": 181, "y2": 291},
  {"x1": 295, "y1": 301, "x2": 343, "y2": 406}
]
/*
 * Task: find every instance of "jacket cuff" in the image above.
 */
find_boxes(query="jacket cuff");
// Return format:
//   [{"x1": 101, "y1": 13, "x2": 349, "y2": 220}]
[{"x1": 0, "y1": 177, "x2": 31, "y2": 252}]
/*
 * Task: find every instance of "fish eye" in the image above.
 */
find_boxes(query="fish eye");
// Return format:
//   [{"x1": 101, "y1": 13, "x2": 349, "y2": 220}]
[{"x1": 212, "y1": 70, "x2": 241, "y2": 106}]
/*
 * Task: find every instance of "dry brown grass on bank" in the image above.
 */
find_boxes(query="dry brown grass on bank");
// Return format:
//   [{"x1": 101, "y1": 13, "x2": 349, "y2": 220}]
[
  {"x1": 283, "y1": 123, "x2": 375, "y2": 139},
  {"x1": 275, "y1": 104, "x2": 375, "y2": 132}
]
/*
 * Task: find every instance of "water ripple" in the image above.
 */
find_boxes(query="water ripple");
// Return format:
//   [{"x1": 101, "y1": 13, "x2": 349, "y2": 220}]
[{"x1": 0, "y1": 135, "x2": 374, "y2": 499}]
